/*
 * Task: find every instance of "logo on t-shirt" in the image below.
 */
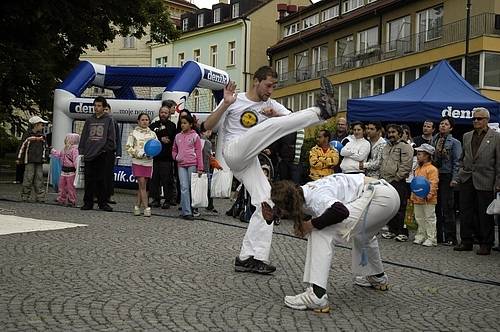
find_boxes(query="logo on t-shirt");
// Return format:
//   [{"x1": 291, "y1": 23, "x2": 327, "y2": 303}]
[{"x1": 240, "y1": 110, "x2": 258, "y2": 128}]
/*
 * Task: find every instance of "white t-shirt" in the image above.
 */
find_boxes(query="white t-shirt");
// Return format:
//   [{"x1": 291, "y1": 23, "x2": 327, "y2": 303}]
[{"x1": 215, "y1": 93, "x2": 290, "y2": 143}]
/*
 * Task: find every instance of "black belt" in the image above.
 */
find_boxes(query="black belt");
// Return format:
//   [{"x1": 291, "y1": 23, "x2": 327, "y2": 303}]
[{"x1": 62, "y1": 166, "x2": 76, "y2": 172}]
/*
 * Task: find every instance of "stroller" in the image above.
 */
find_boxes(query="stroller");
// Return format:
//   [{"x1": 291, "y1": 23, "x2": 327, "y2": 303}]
[{"x1": 226, "y1": 152, "x2": 275, "y2": 223}]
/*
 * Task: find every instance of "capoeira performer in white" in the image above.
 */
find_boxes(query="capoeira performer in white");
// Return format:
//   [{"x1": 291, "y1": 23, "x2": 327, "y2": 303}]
[
  {"x1": 264, "y1": 173, "x2": 400, "y2": 312},
  {"x1": 203, "y1": 66, "x2": 337, "y2": 274}
]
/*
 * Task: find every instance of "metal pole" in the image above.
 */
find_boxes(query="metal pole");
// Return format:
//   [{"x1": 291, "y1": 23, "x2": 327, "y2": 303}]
[{"x1": 464, "y1": 0, "x2": 471, "y2": 80}]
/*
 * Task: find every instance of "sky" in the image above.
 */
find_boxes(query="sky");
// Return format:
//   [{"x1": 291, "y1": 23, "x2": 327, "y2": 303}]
[{"x1": 191, "y1": 0, "x2": 320, "y2": 9}]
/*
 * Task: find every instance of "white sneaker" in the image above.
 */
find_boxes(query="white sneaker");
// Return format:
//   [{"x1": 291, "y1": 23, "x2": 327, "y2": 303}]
[
  {"x1": 144, "y1": 207, "x2": 151, "y2": 217},
  {"x1": 422, "y1": 239, "x2": 436, "y2": 247},
  {"x1": 413, "y1": 237, "x2": 424, "y2": 245},
  {"x1": 394, "y1": 234, "x2": 409, "y2": 242},
  {"x1": 284, "y1": 287, "x2": 330, "y2": 313},
  {"x1": 354, "y1": 274, "x2": 389, "y2": 291},
  {"x1": 192, "y1": 210, "x2": 201, "y2": 217},
  {"x1": 133, "y1": 206, "x2": 141, "y2": 216}
]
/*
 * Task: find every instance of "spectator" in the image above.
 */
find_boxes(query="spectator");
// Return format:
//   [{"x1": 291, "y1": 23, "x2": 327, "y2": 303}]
[
  {"x1": 331, "y1": 117, "x2": 349, "y2": 145},
  {"x1": 455, "y1": 107, "x2": 500, "y2": 255},
  {"x1": 103, "y1": 103, "x2": 121, "y2": 205},
  {"x1": 126, "y1": 113, "x2": 157, "y2": 217},
  {"x1": 149, "y1": 103, "x2": 177, "y2": 209},
  {"x1": 380, "y1": 124, "x2": 414, "y2": 242},
  {"x1": 411, "y1": 144, "x2": 439, "y2": 247},
  {"x1": 50, "y1": 133, "x2": 80, "y2": 207},
  {"x1": 431, "y1": 116, "x2": 462, "y2": 245},
  {"x1": 339, "y1": 121, "x2": 370, "y2": 174},
  {"x1": 413, "y1": 120, "x2": 435, "y2": 147},
  {"x1": 79, "y1": 96, "x2": 116, "y2": 212},
  {"x1": 360, "y1": 121, "x2": 386, "y2": 179},
  {"x1": 270, "y1": 129, "x2": 305, "y2": 184},
  {"x1": 172, "y1": 114, "x2": 204, "y2": 220},
  {"x1": 309, "y1": 129, "x2": 339, "y2": 180},
  {"x1": 17, "y1": 115, "x2": 49, "y2": 202}
]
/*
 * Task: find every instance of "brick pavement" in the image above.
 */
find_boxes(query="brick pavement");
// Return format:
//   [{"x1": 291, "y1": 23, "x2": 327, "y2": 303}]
[{"x1": 0, "y1": 183, "x2": 499, "y2": 331}]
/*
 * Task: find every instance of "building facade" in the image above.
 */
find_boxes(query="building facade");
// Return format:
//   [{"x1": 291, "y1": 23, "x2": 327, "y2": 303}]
[{"x1": 267, "y1": 0, "x2": 500, "y2": 114}]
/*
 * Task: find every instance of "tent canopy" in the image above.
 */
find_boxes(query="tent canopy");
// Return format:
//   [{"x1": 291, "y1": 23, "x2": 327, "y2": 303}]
[{"x1": 347, "y1": 60, "x2": 499, "y2": 124}]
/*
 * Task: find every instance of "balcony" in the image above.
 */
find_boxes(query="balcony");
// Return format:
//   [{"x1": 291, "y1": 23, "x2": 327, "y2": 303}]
[{"x1": 276, "y1": 13, "x2": 499, "y2": 88}]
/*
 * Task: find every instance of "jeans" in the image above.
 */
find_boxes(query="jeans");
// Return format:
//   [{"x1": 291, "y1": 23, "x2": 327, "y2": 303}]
[{"x1": 178, "y1": 165, "x2": 196, "y2": 216}]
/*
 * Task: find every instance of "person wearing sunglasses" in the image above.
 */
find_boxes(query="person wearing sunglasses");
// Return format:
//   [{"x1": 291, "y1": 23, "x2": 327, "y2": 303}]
[{"x1": 455, "y1": 107, "x2": 500, "y2": 255}]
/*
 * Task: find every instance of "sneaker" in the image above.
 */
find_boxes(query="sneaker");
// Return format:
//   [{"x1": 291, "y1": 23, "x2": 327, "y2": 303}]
[
  {"x1": 354, "y1": 274, "x2": 389, "y2": 291},
  {"x1": 381, "y1": 231, "x2": 396, "y2": 239},
  {"x1": 284, "y1": 287, "x2": 330, "y2": 313},
  {"x1": 192, "y1": 209, "x2": 201, "y2": 217},
  {"x1": 394, "y1": 234, "x2": 408, "y2": 242},
  {"x1": 133, "y1": 206, "x2": 141, "y2": 216},
  {"x1": 234, "y1": 257, "x2": 276, "y2": 274},
  {"x1": 316, "y1": 76, "x2": 338, "y2": 120},
  {"x1": 422, "y1": 239, "x2": 436, "y2": 247},
  {"x1": 99, "y1": 204, "x2": 113, "y2": 212},
  {"x1": 413, "y1": 237, "x2": 424, "y2": 245},
  {"x1": 144, "y1": 207, "x2": 152, "y2": 217},
  {"x1": 182, "y1": 215, "x2": 195, "y2": 220},
  {"x1": 80, "y1": 204, "x2": 93, "y2": 210}
]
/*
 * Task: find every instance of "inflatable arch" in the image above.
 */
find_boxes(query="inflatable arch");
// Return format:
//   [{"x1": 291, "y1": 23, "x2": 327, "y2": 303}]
[{"x1": 53, "y1": 60, "x2": 229, "y2": 187}]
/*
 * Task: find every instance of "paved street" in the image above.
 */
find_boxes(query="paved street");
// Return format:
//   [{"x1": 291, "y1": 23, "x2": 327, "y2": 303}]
[{"x1": 0, "y1": 182, "x2": 499, "y2": 331}]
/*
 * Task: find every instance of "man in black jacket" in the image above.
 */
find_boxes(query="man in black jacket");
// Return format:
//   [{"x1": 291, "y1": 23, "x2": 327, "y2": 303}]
[
  {"x1": 78, "y1": 96, "x2": 116, "y2": 211},
  {"x1": 149, "y1": 102, "x2": 177, "y2": 209}
]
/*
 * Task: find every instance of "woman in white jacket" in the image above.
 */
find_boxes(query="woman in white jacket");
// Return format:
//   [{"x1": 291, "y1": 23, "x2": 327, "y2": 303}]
[
  {"x1": 340, "y1": 122, "x2": 370, "y2": 174},
  {"x1": 264, "y1": 173, "x2": 399, "y2": 312},
  {"x1": 126, "y1": 113, "x2": 157, "y2": 217}
]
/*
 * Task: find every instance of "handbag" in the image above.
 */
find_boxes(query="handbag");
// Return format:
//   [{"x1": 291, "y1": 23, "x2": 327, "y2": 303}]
[
  {"x1": 486, "y1": 194, "x2": 500, "y2": 215},
  {"x1": 210, "y1": 168, "x2": 233, "y2": 198},
  {"x1": 73, "y1": 155, "x2": 85, "y2": 189},
  {"x1": 191, "y1": 173, "x2": 209, "y2": 208}
]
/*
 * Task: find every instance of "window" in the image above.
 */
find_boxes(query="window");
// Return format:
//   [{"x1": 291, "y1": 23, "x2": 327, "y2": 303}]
[
  {"x1": 342, "y1": 0, "x2": 363, "y2": 13},
  {"x1": 418, "y1": 65, "x2": 430, "y2": 78},
  {"x1": 232, "y1": 3, "x2": 239, "y2": 18},
  {"x1": 178, "y1": 53, "x2": 185, "y2": 66},
  {"x1": 373, "y1": 76, "x2": 382, "y2": 95},
  {"x1": 312, "y1": 45, "x2": 328, "y2": 76},
  {"x1": 466, "y1": 54, "x2": 480, "y2": 87},
  {"x1": 357, "y1": 26, "x2": 378, "y2": 54},
  {"x1": 404, "y1": 69, "x2": 416, "y2": 85},
  {"x1": 449, "y1": 58, "x2": 463, "y2": 76},
  {"x1": 182, "y1": 18, "x2": 189, "y2": 31},
  {"x1": 387, "y1": 16, "x2": 411, "y2": 52},
  {"x1": 193, "y1": 90, "x2": 200, "y2": 112},
  {"x1": 484, "y1": 53, "x2": 500, "y2": 87},
  {"x1": 284, "y1": 22, "x2": 300, "y2": 37},
  {"x1": 193, "y1": 49, "x2": 200, "y2": 62},
  {"x1": 339, "y1": 83, "x2": 350, "y2": 111},
  {"x1": 384, "y1": 74, "x2": 395, "y2": 92},
  {"x1": 321, "y1": 6, "x2": 339, "y2": 22},
  {"x1": 213, "y1": 8, "x2": 221, "y2": 23},
  {"x1": 228, "y1": 41, "x2": 236, "y2": 66},
  {"x1": 155, "y1": 56, "x2": 168, "y2": 67},
  {"x1": 351, "y1": 80, "x2": 360, "y2": 99},
  {"x1": 361, "y1": 78, "x2": 371, "y2": 96},
  {"x1": 210, "y1": 45, "x2": 218, "y2": 67},
  {"x1": 123, "y1": 35, "x2": 135, "y2": 48},
  {"x1": 307, "y1": 92, "x2": 315, "y2": 108},
  {"x1": 302, "y1": 14, "x2": 319, "y2": 30},
  {"x1": 197, "y1": 14, "x2": 204, "y2": 28},
  {"x1": 275, "y1": 57, "x2": 289, "y2": 82},
  {"x1": 335, "y1": 35, "x2": 354, "y2": 66},
  {"x1": 295, "y1": 50, "x2": 310, "y2": 81},
  {"x1": 418, "y1": 5, "x2": 443, "y2": 42}
]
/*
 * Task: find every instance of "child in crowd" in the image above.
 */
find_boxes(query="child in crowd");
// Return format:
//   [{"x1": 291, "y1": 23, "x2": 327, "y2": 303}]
[
  {"x1": 411, "y1": 143, "x2": 439, "y2": 247},
  {"x1": 17, "y1": 116, "x2": 49, "y2": 202},
  {"x1": 200, "y1": 128, "x2": 221, "y2": 214},
  {"x1": 51, "y1": 133, "x2": 80, "y2": 207},
  {"x1": 126, "y1": 113, "x2": 157, "y2": 217},
  {"x1": 172, "y1": 114, "x2": 203, "y2": 220}
]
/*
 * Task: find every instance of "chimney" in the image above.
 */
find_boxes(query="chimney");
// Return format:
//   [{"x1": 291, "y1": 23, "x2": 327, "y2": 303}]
[
  {"x1": 277, "y1": 3, "x2": 288, "y2": 19},
  {"x1": 287, "y1": 5, "x2": 298, "y2": 14}
]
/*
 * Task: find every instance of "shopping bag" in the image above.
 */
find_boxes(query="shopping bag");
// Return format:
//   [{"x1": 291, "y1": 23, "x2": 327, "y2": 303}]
[
  {"x1": 50, "y1": 156, "x2": 62, "y2": 192},
  {"x1": 191, "y1": 173, "x2": 208, "y2": 208},
  {"x1": 404, "y1": 199, "x2": 418, "y2": 230},
  {"x1": 486, "y1": 193, "x2": 500, "y2": 215},
  {"x1": 73, "y1": 155, "x2": 85, "y2": 189},
  {"x1": 210, "y1": 168, "x2": 233, "y2": 198}
]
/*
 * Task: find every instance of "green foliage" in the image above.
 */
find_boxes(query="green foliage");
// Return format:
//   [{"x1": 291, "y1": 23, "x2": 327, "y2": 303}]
[
  {"x1": 0, "y1": 0, "x2": 180, "y2": 133},
  {"x1": 0, "y1": 127, "x2": 20, "y2": 158}
]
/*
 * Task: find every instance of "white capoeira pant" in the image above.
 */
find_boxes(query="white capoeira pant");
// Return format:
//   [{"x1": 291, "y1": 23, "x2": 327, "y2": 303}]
[
  {"x1": 303, "y1": 180, "x2": 400, "y2": 289},
  {"x1": 223, "y1": 107, "x2": 322, "y2": 263}
]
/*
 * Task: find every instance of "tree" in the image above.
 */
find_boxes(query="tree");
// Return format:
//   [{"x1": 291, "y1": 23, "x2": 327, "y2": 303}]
[{"x1": 0, "y1": 0, "x2": 180, "y2": 135}]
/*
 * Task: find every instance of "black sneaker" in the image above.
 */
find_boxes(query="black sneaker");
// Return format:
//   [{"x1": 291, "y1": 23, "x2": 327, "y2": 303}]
[
  {"x1": 235, "y1": 256, "x2": 254, "y2": 272},
  {"x1": 80, "y1": 204, "x2": 93, "y2": 210},
  {"x1": 234, "y1": 256, "x2": 276, "y2": 274},
  {"x1": 316, "y1": 76, "x2": 338, "y2": 120},
  {"x1": 183, "y1": 215, "x2": 194, "y2": 220},
  {"x1": 99, "y1": 204, "x2": 113, "y2": 212}
]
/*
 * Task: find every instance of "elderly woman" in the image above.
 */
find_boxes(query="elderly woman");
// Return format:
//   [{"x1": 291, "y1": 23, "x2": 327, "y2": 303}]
[{"x1": 263, "y1": 173, "x2": 399, "y2": 312}]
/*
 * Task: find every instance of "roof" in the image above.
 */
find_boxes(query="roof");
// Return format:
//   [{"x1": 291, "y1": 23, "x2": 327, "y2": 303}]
[{"x1": 167, "y1": 0, "x2": 198, "y2": 10}]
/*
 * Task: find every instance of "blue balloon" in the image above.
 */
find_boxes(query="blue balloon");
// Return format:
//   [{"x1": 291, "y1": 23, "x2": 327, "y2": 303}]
[
  {"x1": 144, "y1": 139, "x2": 162, "y2": 157},
  {"x1": 330, "y1": 140, "x2": 344, "y2": 152},
  {"x1": 410, "y1": 176, "x2": 430, "y2": 198}
]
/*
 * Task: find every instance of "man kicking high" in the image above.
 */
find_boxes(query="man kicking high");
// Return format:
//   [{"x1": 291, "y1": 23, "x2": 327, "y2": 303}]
[{"x1": 203, "y1": 66, "x2": 337, "y2": 274}]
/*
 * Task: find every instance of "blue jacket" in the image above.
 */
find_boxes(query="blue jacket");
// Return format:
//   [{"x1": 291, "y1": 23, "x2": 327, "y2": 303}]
[{"x1": 432, "y1": 133, "x2": 462, "y2": 181}]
